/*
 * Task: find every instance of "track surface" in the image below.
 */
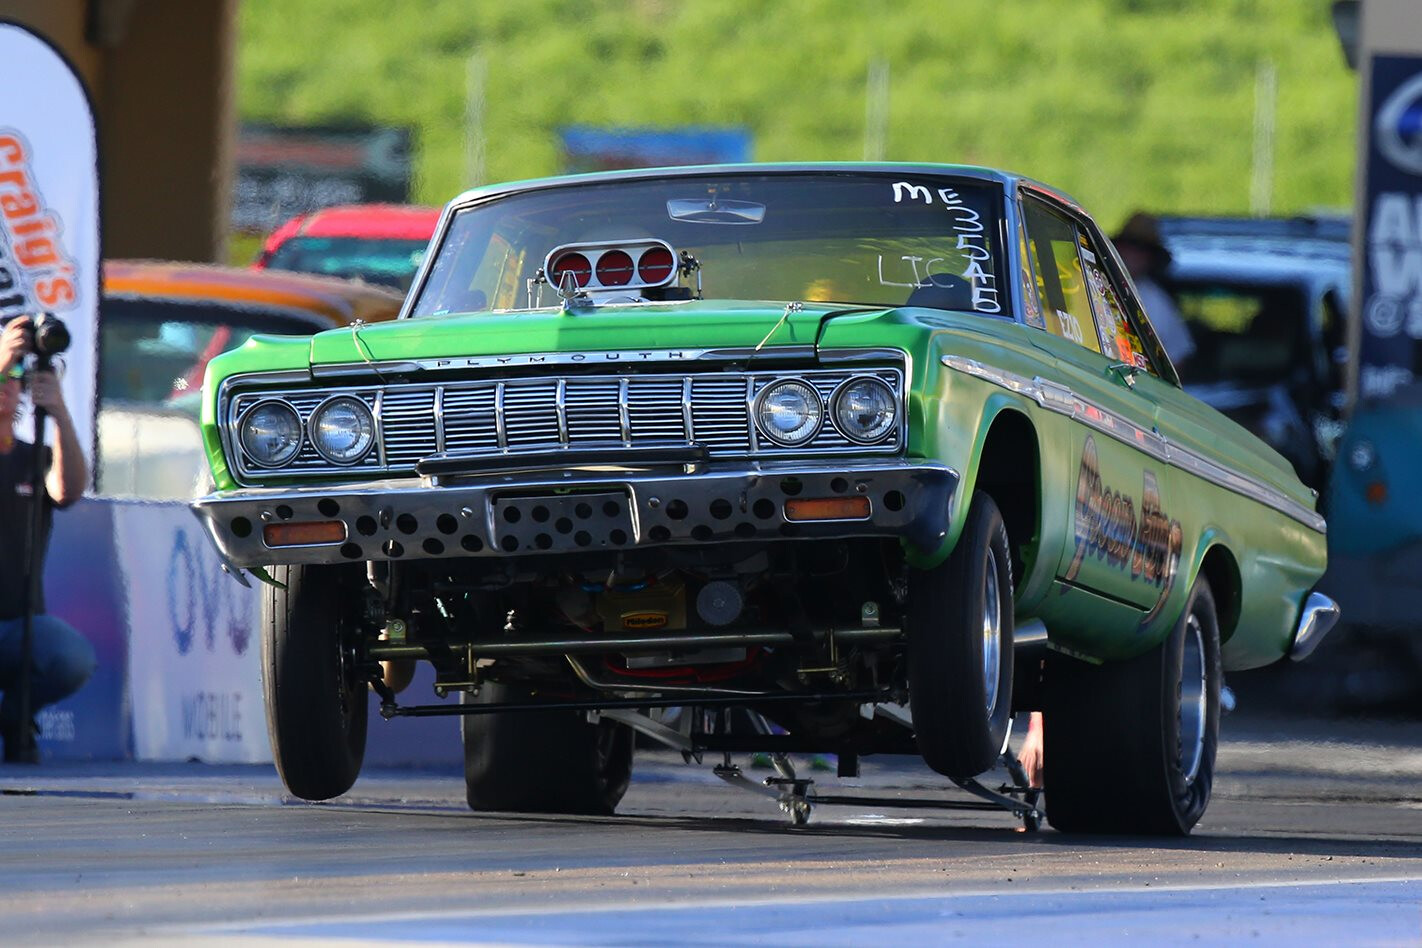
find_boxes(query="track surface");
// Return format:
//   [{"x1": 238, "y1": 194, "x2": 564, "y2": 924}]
[{"x1": 2, "y1": 711, "x2": 1420, "y2": 945}]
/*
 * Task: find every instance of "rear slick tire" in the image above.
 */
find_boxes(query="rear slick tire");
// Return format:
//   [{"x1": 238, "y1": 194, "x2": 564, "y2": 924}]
[
  {"x1": 1045, "y1": 577, "x2": 1222, "y2": 835},
  {"x1": 906, "y1": 490, "x2": 1015, "y2": 779},
  {"x1": 262, "y1": 564, "x2": 368, "y2": 802},
  {"x1": 462, "y1": 683, "x2": 633, "y2": 815}
]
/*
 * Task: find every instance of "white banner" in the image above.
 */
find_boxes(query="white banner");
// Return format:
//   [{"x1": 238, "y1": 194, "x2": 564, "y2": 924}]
[
  {"x1": 0, "y1": 23, "x2": 99, "y2": 470},
  {"x1": 118, "y1": 502, "x2": 271, "y2": 763}
]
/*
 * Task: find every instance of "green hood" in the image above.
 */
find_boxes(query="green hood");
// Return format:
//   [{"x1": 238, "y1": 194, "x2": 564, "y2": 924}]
[{"x1": 308, "y1": 301, "x2": 889, "y2": 365}]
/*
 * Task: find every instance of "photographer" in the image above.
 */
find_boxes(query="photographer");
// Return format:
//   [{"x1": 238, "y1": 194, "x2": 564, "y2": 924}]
[{"x1": 0, "y1": 315, "x2": 94, "y2": 763}]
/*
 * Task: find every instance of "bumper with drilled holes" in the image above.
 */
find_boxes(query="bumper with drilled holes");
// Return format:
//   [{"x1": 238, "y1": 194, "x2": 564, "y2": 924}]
[{"x1": 191, "y1": 460, "x2": 958, "y2": 568}]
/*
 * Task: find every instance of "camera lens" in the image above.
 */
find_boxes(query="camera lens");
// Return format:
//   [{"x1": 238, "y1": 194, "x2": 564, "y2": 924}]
[{"x1": 33, "y1": 315, "x2": 70, "y2": 358}]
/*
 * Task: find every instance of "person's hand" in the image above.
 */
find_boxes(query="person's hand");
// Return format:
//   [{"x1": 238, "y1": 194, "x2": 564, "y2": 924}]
[
  {"x1": 1017, "y1": 711, "x2": 1044, "y2": 789},
  {"x1": 28, "y1": 369, "x2": 69, "y2": 420},
  {"x1": 1, "y1": 316, "x2": 32, "y2": 376}
]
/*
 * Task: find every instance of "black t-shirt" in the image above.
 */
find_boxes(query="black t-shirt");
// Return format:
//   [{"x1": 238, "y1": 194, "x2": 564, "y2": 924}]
[{"x1": 0, "y1": 441, "x2": 54, "y2": 620}]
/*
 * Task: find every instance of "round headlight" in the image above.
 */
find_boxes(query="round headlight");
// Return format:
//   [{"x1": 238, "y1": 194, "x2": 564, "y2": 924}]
[
  {"x1": 754, "y1": 379, "x2": 823, "y2": 447},
  {"x1": 239, "y1": 400, "x2": 303, "y2": 468},
  {"x1": 831, "y1": 376, "x2": 898, "y2": 443},
  {"x1": 310, "y1": 396, "x2": 376, "y2": 464}
]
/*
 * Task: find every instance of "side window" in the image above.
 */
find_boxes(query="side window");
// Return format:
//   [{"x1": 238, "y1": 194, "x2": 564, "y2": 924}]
[
  {"x1": 1076, "y1": 230, "x2": 1157, "y2": 377},
  {"x1": 1017, "y1": 219, "x2": 1046, "y2": 330},
  {"x1": 1021, "y1": 200, "x2": 1100, "y2": 353}
]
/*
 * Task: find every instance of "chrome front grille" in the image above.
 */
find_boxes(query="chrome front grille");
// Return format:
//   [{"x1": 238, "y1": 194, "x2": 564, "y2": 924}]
[{"x1": 227, "y1": 365, "x2": 903, "y2": 483}]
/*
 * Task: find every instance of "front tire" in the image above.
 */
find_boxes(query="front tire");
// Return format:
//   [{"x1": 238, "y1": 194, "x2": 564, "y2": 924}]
[
  {"x1": 1045, "y1": 577, "x2": 1222, "y2": 835},
  {"x1": 462, "y1": 683, "x2": 633, "y2": 815},
  {"x1": 262, "y1": 564, "x2": 368, "y2": 801},
  {"x1": 906, "y1": 490, "x2": 1015, "y2": 778}
]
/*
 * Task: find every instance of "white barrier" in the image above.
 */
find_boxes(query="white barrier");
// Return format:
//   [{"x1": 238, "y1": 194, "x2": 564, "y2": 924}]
[{"x1": 119, "y1": 502, "x2": 271, "y2": 763}]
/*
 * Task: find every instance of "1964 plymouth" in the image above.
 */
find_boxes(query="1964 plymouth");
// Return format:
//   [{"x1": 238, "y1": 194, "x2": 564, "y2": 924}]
[{"x1": 191, "y1": 164, "x2": 1337, "y2": 834}]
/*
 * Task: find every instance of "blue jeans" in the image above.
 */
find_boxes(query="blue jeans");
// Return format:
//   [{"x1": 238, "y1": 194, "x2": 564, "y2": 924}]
[{"x1": 0, "y1": 614, "x2": 97, "y2": 726}]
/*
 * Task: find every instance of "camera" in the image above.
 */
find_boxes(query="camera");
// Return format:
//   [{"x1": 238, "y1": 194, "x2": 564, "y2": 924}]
[{"x1": 1, "y1": 312, "x2": 70, "y2": 361}]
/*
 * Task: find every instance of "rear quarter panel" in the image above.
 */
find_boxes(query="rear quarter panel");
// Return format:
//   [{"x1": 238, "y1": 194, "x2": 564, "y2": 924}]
[{"x1": 1155, "y1": 385, "x2": 1328, "y2": 669}]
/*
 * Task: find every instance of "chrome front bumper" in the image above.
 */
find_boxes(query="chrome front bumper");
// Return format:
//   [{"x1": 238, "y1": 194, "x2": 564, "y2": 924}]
[{"x1": 191, "y1": 460, "x2": 959, "y2": 568}]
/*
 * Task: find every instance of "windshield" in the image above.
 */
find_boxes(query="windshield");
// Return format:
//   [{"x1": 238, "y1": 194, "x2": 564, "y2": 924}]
[
  {"x1": 1168, "y1": 279, "x2": 1310, "y2": 387},
  {"x1": 410, "y1": 173, "x2": 1006, "y2": 317},
  {"x1": 266, "y1": 236, "x2": 429, "y2": 289}
]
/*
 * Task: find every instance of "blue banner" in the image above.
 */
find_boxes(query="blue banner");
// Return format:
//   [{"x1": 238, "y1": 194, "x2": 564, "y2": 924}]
[
  {"x1": 1358, "y1": 55, "x2": 1422, "y2": 401},
  {"x1": 560, "y1": 127, "x2": 751, "y2": 173}
]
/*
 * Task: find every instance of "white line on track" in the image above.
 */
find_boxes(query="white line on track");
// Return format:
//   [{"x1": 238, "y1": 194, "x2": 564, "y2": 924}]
[{"x1": 185, "y1": 875, "x2": 1422, "y2": 946}]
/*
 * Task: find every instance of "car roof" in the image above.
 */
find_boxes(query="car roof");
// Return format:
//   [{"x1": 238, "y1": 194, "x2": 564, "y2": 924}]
[
  {"x1": 103, "y1": 259, "x2": 406, "y2": 327},
  {"x1": 1156, "y1": 213, "x2": 1350, "y2": 242},
  {"x1": 441, "y1": 162, "x2": 1075, "y2": 210},
  {"x1": 1167, "y1": 242, "x2": 1350, "y2": 281},
  {"x1": 264, "y1": 203, "x2": 441, "y2": 248}
]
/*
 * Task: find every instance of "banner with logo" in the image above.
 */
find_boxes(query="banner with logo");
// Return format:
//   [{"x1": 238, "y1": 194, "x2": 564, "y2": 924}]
[
  {"x1": 119, "y1": 503, "x2": 271, "y2": 763},
  {"x1": 0, "y1": 22, "x2": 100, "y2": 464},
  {"x1": 232, "y1": 123, "x2": 412, "y2": 234},
  {"x1": 1358, "y1": 55, "x2": 1422, "y2": 401}
]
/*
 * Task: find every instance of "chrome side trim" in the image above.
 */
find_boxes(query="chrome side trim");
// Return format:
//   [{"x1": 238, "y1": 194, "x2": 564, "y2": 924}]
[
  {"x1": 1290, "y1": 591, "x2": 1340, "y2": 662},
  {"x1": 942, "y1": 355, "x2": 1327, "y2": 533}
]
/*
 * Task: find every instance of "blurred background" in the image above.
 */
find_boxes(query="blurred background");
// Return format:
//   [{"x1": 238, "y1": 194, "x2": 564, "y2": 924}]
[
  {"x1": 3, "y1": 0, "x2": 1418, "y2": 766},
  {"x1": 230, "y1": 0, "x2": 1358, "y2": 258}
]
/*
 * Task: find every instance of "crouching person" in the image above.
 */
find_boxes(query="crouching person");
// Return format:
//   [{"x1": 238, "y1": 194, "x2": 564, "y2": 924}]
[{"x1": 0, "y1": 317, "x2": 95, "y2": 763}]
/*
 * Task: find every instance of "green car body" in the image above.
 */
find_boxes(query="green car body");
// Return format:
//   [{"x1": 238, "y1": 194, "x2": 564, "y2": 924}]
[{"x1": 191, "y1": 164, "x2": 1336, "y2": 829}]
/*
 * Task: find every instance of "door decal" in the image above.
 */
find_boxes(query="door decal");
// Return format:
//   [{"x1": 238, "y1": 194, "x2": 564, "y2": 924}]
[{"x1": 1065, "y1": 435, "x2": 1183, "y2": 624}]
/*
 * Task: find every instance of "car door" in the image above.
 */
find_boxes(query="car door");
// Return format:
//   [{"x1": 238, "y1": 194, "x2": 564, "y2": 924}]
[{"x1": 1019, "y1": 196, "x2": 1180, "y2": 620}]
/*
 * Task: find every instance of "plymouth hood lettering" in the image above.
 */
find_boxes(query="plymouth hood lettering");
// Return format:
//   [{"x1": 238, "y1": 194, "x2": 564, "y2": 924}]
[{"x1": 309, "y1": 302, "x2": 852, "y2": 366}]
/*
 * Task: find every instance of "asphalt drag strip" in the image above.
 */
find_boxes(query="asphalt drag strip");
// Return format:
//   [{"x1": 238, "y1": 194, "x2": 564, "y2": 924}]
[{"x1": 0, "y1": 711, "x2": 1417, "y2": 944}]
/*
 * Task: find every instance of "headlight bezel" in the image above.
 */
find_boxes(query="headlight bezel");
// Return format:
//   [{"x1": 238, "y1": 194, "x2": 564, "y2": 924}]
[
  {"x1": 236, "y1": 398, "x2": 304, "y2": 469},
  {"x1": 753, "y1": 377, "x2": 825, "y2": 447},
  {"x1": 308, "y1": 394, "x2": 377, "y2": 465},
  {"x1": 829, "y1": 375, "x2": 899, "y2": 444}
]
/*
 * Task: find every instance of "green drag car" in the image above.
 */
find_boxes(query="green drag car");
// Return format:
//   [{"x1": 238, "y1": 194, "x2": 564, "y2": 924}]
[{"x1": 192, "y1": 163, "x2": 1337, "y2": 834}]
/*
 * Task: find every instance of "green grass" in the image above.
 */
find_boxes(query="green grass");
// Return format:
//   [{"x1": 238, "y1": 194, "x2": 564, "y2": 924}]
[{"x1": 238, "y1": 0, "x2": 1357, "y2": 231}]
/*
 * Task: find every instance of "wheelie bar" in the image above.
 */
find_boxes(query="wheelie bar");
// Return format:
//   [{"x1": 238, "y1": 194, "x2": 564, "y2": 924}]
[{"x1": 713, "y1": 750, "x2": 1043, "y2": 829}]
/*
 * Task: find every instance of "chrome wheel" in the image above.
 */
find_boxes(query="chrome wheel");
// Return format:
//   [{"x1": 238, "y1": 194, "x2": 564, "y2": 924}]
[
  {"x1": 982, "y1": 553, "x2": 1002, "y2": 717},
  {"x1": 1179, "y1": 613, "x2": 1207, "y2": 784}
]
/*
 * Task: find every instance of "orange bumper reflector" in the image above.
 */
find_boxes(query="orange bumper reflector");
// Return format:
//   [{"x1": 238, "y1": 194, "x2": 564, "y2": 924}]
[
  {"x1": 1365, "y1": 481, "x2": 1388, "y2": 505},
  {"x1": 263, "y1": 521, "x2": 347, "y2": 547},
  {"x1": 783, "y1": 496, "x2": 872, "y2": 522}
]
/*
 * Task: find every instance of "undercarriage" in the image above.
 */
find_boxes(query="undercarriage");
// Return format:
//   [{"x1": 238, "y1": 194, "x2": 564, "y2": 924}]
[{"x1": 340, "y1": 537, "x2": 1042, "y2": 827}]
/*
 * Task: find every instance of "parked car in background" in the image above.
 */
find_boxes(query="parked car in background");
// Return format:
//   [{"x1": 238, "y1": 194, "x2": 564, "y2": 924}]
[
  {"x1": 1153, "y1": 216, "x2": 1422, "y2": 706},
  {"x1": 253, "y1": 204, "x2": 441, "y2": 290},
  {"x1": 1154, "y1": 215, "x2": 1351, "y2": 491},
  {"x1": 99, "y1": 261, "x2": 405, "y2": 500},
  {"x1": 192, "y1": 164, "x2": 1335, "y2": 835}
]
